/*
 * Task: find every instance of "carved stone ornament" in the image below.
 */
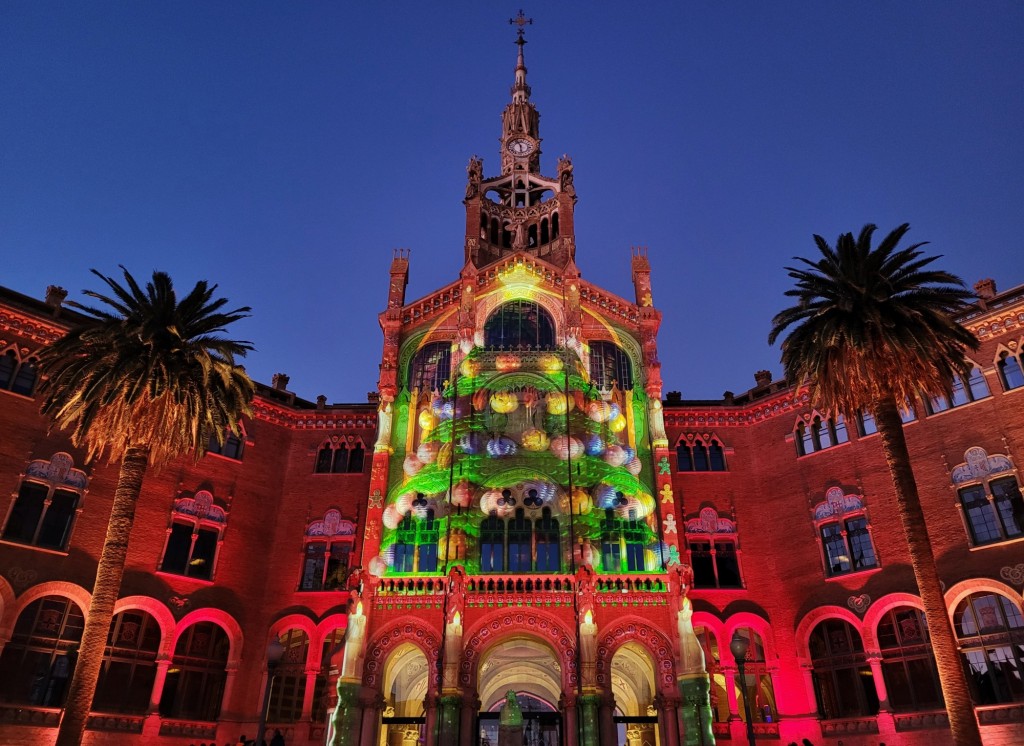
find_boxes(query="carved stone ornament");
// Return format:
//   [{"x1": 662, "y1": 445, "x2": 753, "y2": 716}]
[
  {"x1": 847, "y1": 594, "x2": 871, "y2": 614},
  {"x1": 6, "y1": 566, "x2": 38, "y2": 592},
  {"x1": 168, "y1": 595, "x2": 191, "y2": 616},
  {"x1": 1000, "y1": 563, "x2": 1024, "y2": 586}
]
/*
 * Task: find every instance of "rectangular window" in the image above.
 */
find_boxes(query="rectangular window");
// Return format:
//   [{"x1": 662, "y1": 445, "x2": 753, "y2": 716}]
[
  {"x1": 690, "y1": 542, "x2": 715, "y2": 587},
  {"x1": 715, "y1": 541, "x2": 742, "y2": 587},
  {"x1": 36, "y1": 489, "x2": 78, "y2": 550},
  {"x1": 2, "y1": 482, "x2": 48, "y2": 544},
  {"x1": 324, "y1": 543, "x2": 351, "y2": 588},
  {"x1": 190, "y1": 529, "x2": 218, "y2": 580},
  {"x1": 991, "y1": 478, "x2": 1024, "y2": 538},
  {"x1": 601, "y1": 538, "x2": 621, "y2": 572},
  {"x1": 846, "y1": 518, "x2": 877, "y2": 570},
  {"x1": 394, "y1": 543, "x2": 416, "y2": 573},
  {"x1": 418, "y1": 542, "x2": 438, "y2": 573},
  {"x1": 301, "y1": 543, "x2": 326, "y2": 591},
  {"x1": 859, "y1": 411, "x2": 878, "y2": 436},
  {"x1": 821, "y1": 524, "x2": 851, "y2": 575},
  {"x1": 959, "y1": 485, "x2": 1002, "y2": 544}
]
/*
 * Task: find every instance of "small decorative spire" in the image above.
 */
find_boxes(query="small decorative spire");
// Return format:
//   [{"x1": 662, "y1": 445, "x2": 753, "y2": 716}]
[{"x1": 509, "y1": 9, "x2": 533, "y2": 103}]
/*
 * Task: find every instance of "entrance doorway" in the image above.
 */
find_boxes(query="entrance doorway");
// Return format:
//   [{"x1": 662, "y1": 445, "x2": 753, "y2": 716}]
[
  {"x1": 476, "y1": 637, "x2": 563, "y2": 746},
  {"x1": 378, "y1": 642, "x2": 428, "y2": 746},
  {"x1": 610, "y1": 643, "x2": 660, "y2": 746}
]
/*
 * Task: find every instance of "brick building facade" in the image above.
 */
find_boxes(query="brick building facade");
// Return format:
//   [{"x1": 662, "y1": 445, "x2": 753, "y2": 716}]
[{"x1": 0, "y1": 21, "x2": 1022, "y2": 746}]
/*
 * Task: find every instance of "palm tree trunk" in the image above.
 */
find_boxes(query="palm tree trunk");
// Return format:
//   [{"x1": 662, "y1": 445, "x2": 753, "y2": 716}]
[
  {"x1": 55, "y1": 446, "x2": 150, "y2": 746},
  {"x1": 873, "y1": 397, "x2": 981, "y2": 746}
]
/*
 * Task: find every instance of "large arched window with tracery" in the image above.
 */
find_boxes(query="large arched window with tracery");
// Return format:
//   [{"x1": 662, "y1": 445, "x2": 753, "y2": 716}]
[
  {"x1": 159, "y1": 622, "x2": 230, "y2": 721},
  {"x1": 808, "y1": 619, "x2": 878, "y2": 718},
  {"x1": 954, "y1": 592, "x2": 1024, "y2": 704},
  {"x1": 313, "y1": 627, "x2": 346, "y2": 723},
  {"x1": 589, "y1": 341, "x2": 633, "y2": 392},
  {"x1": 483, "y1": 300, "x2": 555, "y2": 350},
  {"x1": 0, "y1": 595, "x2": 85, "y2": 706},
  {"x1": 694, "y1": 626, "x2": 728, "y2": 723},
  {"x1": 93, "y1": 609, "x2": 161, "y2": 714},
  {"x1": 408, "y1": 342, "x2": 452, "y2": 392},
  {"x1": 268, "y1": 629, "x2": 310, "y2": 723}
]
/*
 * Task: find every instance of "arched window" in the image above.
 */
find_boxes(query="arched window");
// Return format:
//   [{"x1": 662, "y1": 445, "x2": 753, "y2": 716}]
[
  {"x1": 809, "y1": 618, "x2": 878, "y2": 718},
  {"x1": 812, "y1": 487, "x2": 878, "y2": 577},
  {"x1": 0, "y1": 349, "x2": 39, "y2": 396},
  {"x1": 535, "y1": 507, "x2": 560, "y2": 572},
  {"x1": 207, "y1": 425, "x2": 245, "y2": 461},
  {"x1": 314, "y1": 438, "x2": 366, "y2": 474},
  {"x1": 540, "y1": 218, "x2": 549, "y2": 245},
  {"x1": 490, "y1": 218, "x2": 500, "y2": 245},
  {"x1": 928, "y1": 366, "x2": 990, "y2": 412},
  {"x1": 551, "y1": 212, "x2": 559, "y2": 238},
  {"x1": 93, "y1": 610, "x2": 161, "y2": 714},
  {"x1": 483, "y1": 300, "x2": 555, "y2": 350},
  {"x1": 589, "y1": 341, "x2": 633, "y2": 391},
  {"x1": 159, "y1": 491, "x2": 227, "y2": 580},
  {"x1": 998, "y1": 350, "x2": 1024, "y2": 391},
  {"x1": 301, "y1": 509, "x2": 356, "y2": 591},
  {"x1": 268, "y1": 628, "x2": 310, "y2": 723},
  {"x1": 507, "y1": 508, "x2": 532, "y2": 572},
  {"x1": 600, "y1": 508, "x2": 646, "y2": 573},
  {"x1": 731, "y1": 628, "x2": 777, "y2": 724},
  {"x1": 0, "y1": 595, "x2": 85, "y2": 706},
  {"x1": 684, "y1": 507, "x2": 742, "y2": 588},
  {"x1": 408, "y1": 342, "x2": 452, "y2": 392},
  {"x1": 391, "y1": 507, "x2": 439, "y2": 574},
  {"x1": 796, "y1": 415, "x2": 848, "y2": 455},
  {"x1": 954, "y1": 592, "x2": 1024, "y2": 704},
  {"x1": 676, "y1": 436, "x2": 728, "y2": 472},
  {"x1": 159, "y1": 622, "x2": 229, "y2": 721},
  {"x1": 876, "y1": 607, "x2": 942, "y2": 711},
  {"x1": 481, "y1": 513, "x2": 506, "y2": 572},
  {"x1": 2, "y1": 452, "x2": 87, "y2": 551},
  {"x1": 951, "y1": 447, "x2": 1024, "y2": 546}
]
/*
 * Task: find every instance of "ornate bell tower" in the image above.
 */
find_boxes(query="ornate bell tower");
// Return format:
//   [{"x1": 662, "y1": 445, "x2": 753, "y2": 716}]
[{"x1": 463, "y1": 11, "x2": 578, "y2": 271}]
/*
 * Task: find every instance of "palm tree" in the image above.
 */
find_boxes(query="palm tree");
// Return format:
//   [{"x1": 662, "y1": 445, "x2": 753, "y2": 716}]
[
  {"x1": 38, "y1": 268, "x2": 254, "y2": 746},
  {"x1": 769, "y1": 224, "x2": 982, "y2": 746}
]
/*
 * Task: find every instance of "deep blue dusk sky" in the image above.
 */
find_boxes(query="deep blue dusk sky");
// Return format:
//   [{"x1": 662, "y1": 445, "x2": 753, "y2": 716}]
[{"x1": 2, "y1": 3, "x2": 1022, "y2": 403}]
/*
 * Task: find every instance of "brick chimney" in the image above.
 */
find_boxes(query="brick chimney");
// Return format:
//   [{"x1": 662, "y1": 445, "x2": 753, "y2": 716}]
[
  {"x1": 974, "y1": 278, "x2": 997, "y2": 301},
  {"x1": 271, "y1": 373, "x2": 290, "y2": 391},
  {"x1": 754, "y1": 370, "x2": 772, "y2": 388},
  {"x1": 723, "y1": 390, "x2": 735, "y2": 405},
  {"x1": 45, "y1": 285, "x2": 68, "y2": 309},
  {"x1": 316, "y1": 395, "x2": 327, "y2": 410}
]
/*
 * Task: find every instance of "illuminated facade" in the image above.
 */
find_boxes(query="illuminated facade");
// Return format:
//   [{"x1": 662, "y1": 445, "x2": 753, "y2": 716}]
[{"x1": 1, "y1": 19, "x2": 1024, "y2": 746}]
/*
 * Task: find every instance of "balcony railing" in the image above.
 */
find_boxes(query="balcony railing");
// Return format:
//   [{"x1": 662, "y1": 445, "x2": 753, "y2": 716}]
[
  {"x1": 894, "y1": 710, "x2": 950, "y2": 731},
  {"x1": 159, "y1": 718, "x2": 218, "y2": 739},
  {"x1": 86, "y1": 713, "x2": 145, "y2": 733},
  {"x1": 977, "y1": 702, "x2": 1024, "y2": 725},
  {"x1": 821, "y1": 716, "x2": 879, "y2": 736}
]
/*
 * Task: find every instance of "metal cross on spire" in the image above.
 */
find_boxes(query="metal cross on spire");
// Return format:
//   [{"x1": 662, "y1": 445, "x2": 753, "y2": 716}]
[{"x1": 509, "y1": 9, "x2": 533, "y2": 42}]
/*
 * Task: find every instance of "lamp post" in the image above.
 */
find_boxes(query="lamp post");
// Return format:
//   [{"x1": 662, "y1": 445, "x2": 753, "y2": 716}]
[
  {"x1": 256, "y1": 638, "x2": 286, "y2": 746},
  {"x1": 729, "y1": 632, "x2": 756, "y2": 746}
]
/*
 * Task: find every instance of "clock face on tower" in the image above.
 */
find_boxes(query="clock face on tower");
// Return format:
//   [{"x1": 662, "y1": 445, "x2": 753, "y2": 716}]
[{"x1": 506, "y1": 138, "x2": 535, "y2": 157}]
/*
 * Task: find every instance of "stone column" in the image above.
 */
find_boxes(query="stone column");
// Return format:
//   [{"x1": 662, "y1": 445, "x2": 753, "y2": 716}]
[
  {"x1": 329, "y1": 680, "x2": 363, "y2": 746},
  {"x1": 437, "y1": 693, "x2": 461, "y2": 745},
  {"x1": 424, "y1": 693, "x2": 439, "y2": 746},
  {"x1": 146, "y1": 658, "x2": 171, "y2": 714},
  {"x1": 722, "y1": 668, "x2": 739, "y2": 718},
  {"x1": 358, "y1": 690, "x2": 384, "y2": 746},
  {"x1": 459, "y1": 693, "x2": 480, "y2": 746},
  {"x1": 598, "y1": 692, "x2": 616, "y2": 746},
  {"x1": 655, "y1": 693, "x2": 681, "y2": 746},
  {"x1": 301, "y1": 668, "x2": 318, "y2": 721},
  {"x1": 866, "y1": 652, "x2": 891, "y2": 711},
  {"x1": 561, "y1": 695, "x2": 578, "y2": 746},
  {"x1": 677, "y1": 674, "x2": 713, "y2": 746},
  {"x1": 221, "y1": 661, "x2": 239, "y2": 720},
  {"x1": 579, "y1": 692, "x2": 601, "y2": 746}
]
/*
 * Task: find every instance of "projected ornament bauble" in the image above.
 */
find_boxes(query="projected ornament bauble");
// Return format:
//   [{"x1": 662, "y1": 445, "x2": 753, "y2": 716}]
[
  {"x1": 603, "y1": 445, "x2": 628, "y2": 467},
  {"x1": 436, "y1": 442, "x2": 452, "y2": 470},
  {"x1": 368, "y1": 556, "x2": 387, "y2": 577},
  {"x1": 626, "y1": 457, "x2": 642, "y2": 475},
  {"x1": 584, "y1": 434, "x2": 605, "y2": 456},
  {"x1": 546, "y1": 392, "x2": 574, "y2": 415},
  {"x1": 486, "y1": 435, "x2": 517, "y2": 457},
  {"x1": 382, "y1": 505, "x2": 403, "y2": 530},
  {"x1": 403, "y1": 454, "x2": 424, "y2": 476},
  {"x1": 588, "y1": 400, "x2": 611, "y2": 422},
  {"x1": 418, "y1": 410, "x2": 437, "y2": 431},
  {"x1": 550, "y1": 435, "x2": 584, "y2": 460},
  {"x1": 417, "y1": 441, "x2": 439, "y2": 464},
  {"x1": 538, "y1": 353, "x2": 563, "y2": 373},
  {"x1": 460, "y1": 357, "x2": 481, "y2": 377},
  {"x1": 490, "y1": 391, "x2": 519, "y2": 413},
  {"x1": 608, "y1": 413, "x2": 627, "y2": 433},
  {"x1": 520, "y1": 428, "x2": 550, "y2": 452},
  {"x1": 450, "y1": 481, "x2": 474, "y2": 508}
]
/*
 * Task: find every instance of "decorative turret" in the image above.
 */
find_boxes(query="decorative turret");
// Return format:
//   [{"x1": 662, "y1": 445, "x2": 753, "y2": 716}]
[{"x1": 463, "y1": 13, "x2": 577, "y2": 271}]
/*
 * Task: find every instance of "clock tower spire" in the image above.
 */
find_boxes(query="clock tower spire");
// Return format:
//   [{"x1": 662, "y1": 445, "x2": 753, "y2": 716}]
[
  {"x1": 463, "y1": 12, "x2": 577, "y2": 271},
  {"x1": 501, "y1": 10, "x2": 540, "y2": 175}
]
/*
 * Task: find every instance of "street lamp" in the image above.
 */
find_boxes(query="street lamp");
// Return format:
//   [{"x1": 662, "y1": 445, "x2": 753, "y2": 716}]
[
  {"x1": 729, "y1": 631, "x2": 757, "y2": 746},
  {"x1": 256, "y1": 638, "x2": 287, "y2": 746}
]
